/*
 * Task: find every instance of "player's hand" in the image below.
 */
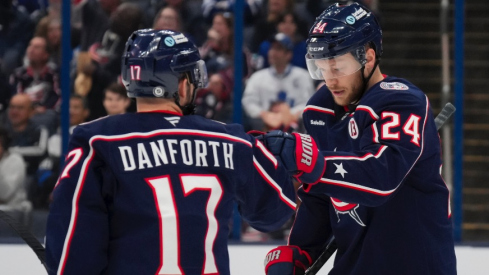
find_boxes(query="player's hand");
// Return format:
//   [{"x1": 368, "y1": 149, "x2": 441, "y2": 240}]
[
  {"x1": 259, "y1": 130, "x2": 325, "y2": 184},
  {"x1": 264, "y1": 245, "x2": 312, "y2": 275}
]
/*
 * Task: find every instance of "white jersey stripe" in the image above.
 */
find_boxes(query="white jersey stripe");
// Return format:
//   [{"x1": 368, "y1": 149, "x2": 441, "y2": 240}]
[
  {"x1": 356, "y1": 105, "x2": 379, "y2": 120},
  {"x1": 255, "y1": 140, "x2": 278, "y2": 168},
  {"x1": 90, "y1": 128, "x2": 253, "y2": 148},
  {"x1": 325, "y1": 145, "x2": 388, "y2": 161},
  {"x1": 58, "y1": 147, "x2": 95, "y2": 275},
  {"x1": 253, "y1": 157, "x2": 296, "y2": 210},
  {"x1": 304, "y1": 105, "x2": 335, "y2": 115},
  {"x1": 320, "y1": 178, "x2": 398, "y2": 196}
]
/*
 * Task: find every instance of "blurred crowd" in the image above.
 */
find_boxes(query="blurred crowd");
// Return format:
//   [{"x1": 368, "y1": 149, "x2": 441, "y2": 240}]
[{"x1": 0, "y1": 0, "x2": 377, "y2": 241}]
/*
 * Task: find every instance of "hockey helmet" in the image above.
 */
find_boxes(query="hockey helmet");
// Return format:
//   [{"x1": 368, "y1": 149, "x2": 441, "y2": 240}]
[
  {"x1": 305, "y1": 2, "x2": 382, "y2": 80},
  {"x1": 121, "y1": 29, "x2": 208, "y2": 98}
]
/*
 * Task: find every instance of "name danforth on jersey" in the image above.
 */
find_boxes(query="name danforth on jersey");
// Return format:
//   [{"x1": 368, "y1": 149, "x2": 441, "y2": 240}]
[{"x1": 45, "y1": 111, "x2": 296, "y2": 275}]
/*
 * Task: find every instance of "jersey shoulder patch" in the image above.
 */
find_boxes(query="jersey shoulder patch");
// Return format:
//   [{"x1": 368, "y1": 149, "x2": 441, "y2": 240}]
[{"x1": 379, "y1": 81, "x2": 409, "y2": 91}]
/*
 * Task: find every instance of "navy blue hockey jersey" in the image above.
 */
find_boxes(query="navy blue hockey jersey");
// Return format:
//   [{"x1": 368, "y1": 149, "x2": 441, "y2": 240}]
[
  {"x1": 289, "y1": 76, "x2": 457, "y2": 274},
  {"x1": 46, "y1": 111, "x2": 296, "y2": 275}
]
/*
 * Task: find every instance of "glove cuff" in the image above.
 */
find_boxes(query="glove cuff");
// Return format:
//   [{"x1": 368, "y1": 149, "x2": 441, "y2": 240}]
[
  {"x1": 292, "y1": 133, "x2": 326, "y2": 184},
  {"x1": 264, "y1": 245, "x2": 312, "y2": 275}
]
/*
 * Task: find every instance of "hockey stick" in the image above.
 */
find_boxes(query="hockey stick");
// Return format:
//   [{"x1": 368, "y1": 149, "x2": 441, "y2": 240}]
[
  {"x1": 304, "y1": 103, "x2": 456, "y2": 275},
  {"x1": 304, "y1": 235, "x2": 337, "y2": 275},
  {"x1": 435, "y1": 102, "x2": 456, "y2": 130},
  {"x1": 0, "y1": 210, "x2": 47, "y2": 272}
]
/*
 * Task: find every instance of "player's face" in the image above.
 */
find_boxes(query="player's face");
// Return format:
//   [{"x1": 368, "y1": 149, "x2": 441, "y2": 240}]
[
  {"x1": 322, "y1": 66, "x2": 364, "y2": 107},
  {"x1": 314, "y1": 55, "x2": 364, "y2": 106}
]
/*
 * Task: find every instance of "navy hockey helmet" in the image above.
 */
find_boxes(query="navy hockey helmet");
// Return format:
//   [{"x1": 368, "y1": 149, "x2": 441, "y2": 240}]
[
  {"x1": 306, "y1": 2, "x2": 382, "y2": 80},
  {"x1": 121, "y1": 29, "x2": 208, "y2": 99}
]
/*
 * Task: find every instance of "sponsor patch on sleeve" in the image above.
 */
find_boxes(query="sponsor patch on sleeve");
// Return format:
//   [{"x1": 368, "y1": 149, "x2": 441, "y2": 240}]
[{"x1": 380, "y1": 82, "x2": 409, "y2": 90}]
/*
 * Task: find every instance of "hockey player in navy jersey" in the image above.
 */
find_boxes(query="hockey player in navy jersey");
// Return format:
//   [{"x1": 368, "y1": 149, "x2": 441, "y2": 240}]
[
  {"x1": 45, "y1": 29, "x2": 325, "y2": 275},
  {"x1": 263, "y1": 3, "x2": 457, "y2": 275}
]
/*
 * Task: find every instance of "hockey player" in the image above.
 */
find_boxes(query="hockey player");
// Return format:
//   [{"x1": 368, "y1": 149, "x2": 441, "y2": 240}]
[
  {"x1": 262, "y1": 3, "x2": 457, "y2": 275},
  {"x1": 45, "y1": 29, "x2": 324, "y2": 275}
]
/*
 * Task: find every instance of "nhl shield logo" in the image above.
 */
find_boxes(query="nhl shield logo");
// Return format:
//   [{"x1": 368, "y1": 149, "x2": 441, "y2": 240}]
[{"x1": 348, "y1": 118, "x2": 359, "y2": 139}]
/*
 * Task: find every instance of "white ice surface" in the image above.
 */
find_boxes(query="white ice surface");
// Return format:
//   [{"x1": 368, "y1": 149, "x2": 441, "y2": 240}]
[{"x1": 0, "y1": 244, "x2": 487, "y2": 274}]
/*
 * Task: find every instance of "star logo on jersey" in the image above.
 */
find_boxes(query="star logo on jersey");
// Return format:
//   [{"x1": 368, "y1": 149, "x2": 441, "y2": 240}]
[
  {"x1": 330, "y1": 197, "x2": 366, "y2": 227},
  {"x1": 334, "y1": 163, "x2": 348, "y2": 178},
  {"x1": 165, "y1": 116, "x2": 180, "y2": 127}
]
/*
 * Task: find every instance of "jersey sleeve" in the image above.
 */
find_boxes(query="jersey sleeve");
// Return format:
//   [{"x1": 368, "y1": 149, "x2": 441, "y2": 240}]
[
  {"x1": 45, "y1": 126, "x2": 110, "y2": 274},
  {"x1": 305, "y1": 93, "x2": 434, "y2": 207},
  {"x1": 233, "y1": 130, "x2": 297, "y2": 232}
]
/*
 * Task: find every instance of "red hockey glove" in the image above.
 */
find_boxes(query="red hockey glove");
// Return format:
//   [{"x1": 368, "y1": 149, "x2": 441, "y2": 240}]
[
  {"x1": 264, "y1": 245, "x2": 312, "y2": 275},
  {"x1": 259, "y1": 130, "x2": 325, "y2": 184}
]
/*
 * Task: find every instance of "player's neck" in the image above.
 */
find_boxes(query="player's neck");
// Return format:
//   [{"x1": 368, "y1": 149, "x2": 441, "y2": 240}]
[
  {"x1": 366, "y1": 67, "x2": 384, "y2": 90},
  {"x1": 136, "y1": 98, "x2": 183, "y2": 114}
]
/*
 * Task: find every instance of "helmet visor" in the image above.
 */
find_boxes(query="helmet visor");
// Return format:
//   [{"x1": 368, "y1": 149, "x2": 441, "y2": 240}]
[
  {"x1": 193, "y1": 60, "x2": 208, "y2": 88},
  {"x1": 306, "y1": 52, "x2": 363, "y2": 80}
]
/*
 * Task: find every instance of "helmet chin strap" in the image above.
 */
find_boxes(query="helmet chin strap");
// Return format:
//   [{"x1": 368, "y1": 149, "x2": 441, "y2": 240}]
[
  {"x1": 174, "y1": 77, "x2": 197, "y2": 115},
  {"x1": 179, "y1": 87, "x2": 197, "y2": 115},
  {"x1": 350, "y1": 60, "x2": 379, "y2": 107}
]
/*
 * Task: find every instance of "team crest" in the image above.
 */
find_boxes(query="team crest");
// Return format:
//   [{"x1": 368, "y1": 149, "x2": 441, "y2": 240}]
[
  {"x1": 348, "y1": 118, "x2": 359, "y2": 139},
  {"x1": 330, "y1": 197, "x2": 365, "y2": 227},
  {"x1": 380, "y1": 82, "x2": 409, "y2": 90}
]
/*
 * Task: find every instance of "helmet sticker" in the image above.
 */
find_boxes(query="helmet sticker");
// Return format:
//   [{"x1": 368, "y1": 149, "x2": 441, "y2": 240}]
[
  {"x1": 346, "y1": 16, "x2": 356, "y2": 25},
  {"x1": 172, "y1": 33, "x2": 189, "y2": 44},
  {"x1": 312, "y1": 22, "x2": 327, "y2": 33},
  {"x1": 352, "y1": 8, "x2": 368, "y2": 20},
  {"x1": 380, "y1": 82, "x2": 409, "y2": 90},
  {"x1": 164, "y1": 37, "x2": 176, "y2": 47}
]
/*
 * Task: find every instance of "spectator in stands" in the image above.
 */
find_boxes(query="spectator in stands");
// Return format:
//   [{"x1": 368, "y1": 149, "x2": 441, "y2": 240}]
[
  {"x1": 200, "y1": 12, "x2": 251, "y2": 97},
  {"x1": 242, "y1": 33, "x2": 314, "y2": 132},
  {"x1": 31, "y1": 94, "x2": 89, "y2": 209},
  {"x1": 9, "y1": 36, "x2": 59, "y2": 134},
  {"x1": 4, "y1": 94, "x2": 48, "y2": 177},
  {"x1": 195, "y1": 73, "x2": 233, "y2": 122},
  {"x1": 0, "y1": 71, "x2": 10, "y2": 120},
  {"x1": 249, "y1": 0, "x2": 301, "y2": 52},
  {"x1": 152, "y1": 6, "x2": 201, "y2": 45},
  {"x1": 0, "y1": 0, "x2": 35, "y2": 76},
  {"x1": 202, "y1": 0, "x2": 263, "y2": 26},
  {"x1": 256, "y1": 12, "x2": 308, "y2": 70},
  {"x1": 153, "y1": 6, "x2": 181, "y2": 31},
  {"x1": 103, "y1": 82, "x2": 131, "y2": 116},
  {"x1": 0, "y1": 127, "x2": 31, "y2": 224},
  {"x1": 152, "y1": 0, "x2": 207, "y2": 46},
  {"x1": 74, "y1": 2, "x2": 142, "y2": 121},
  {"x1": 35, "y1": 17, "x2": 62, "y2": 67},
  {"x1": 73, "y1": 0, "x2": 121, "y2": 52}
]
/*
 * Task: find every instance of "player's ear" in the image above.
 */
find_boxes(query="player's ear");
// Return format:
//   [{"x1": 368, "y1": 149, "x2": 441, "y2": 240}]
[
  {"x1": 365, "y1": 47, "x2": 376, "y2": 67},
  {"x1": 177, "y1": 77, "x2": 187, "y2": 99}
]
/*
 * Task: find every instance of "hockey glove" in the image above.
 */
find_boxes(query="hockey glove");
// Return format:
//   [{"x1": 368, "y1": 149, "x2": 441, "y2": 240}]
[
  {"x1": 264, "y1": 245, "x2": 312, "y2": 275},
  {"x1": 260, "y1": 130, "x2": 325, "y2": 184}
]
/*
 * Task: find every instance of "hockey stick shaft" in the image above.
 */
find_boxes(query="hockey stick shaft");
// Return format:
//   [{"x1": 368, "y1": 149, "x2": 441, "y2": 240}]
[
  {"x1": 304, "y1": 235, "x2": 337, "y2": 275},
  {"x1": 304, "y1": 103, "x2": 456, "y2": 275},
  {"x1": 435, "y1": 102, "x2": 456, "y2": 131},
  {"x1": 0, "y1": 210, "x2": 47, "y2": 272}
]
